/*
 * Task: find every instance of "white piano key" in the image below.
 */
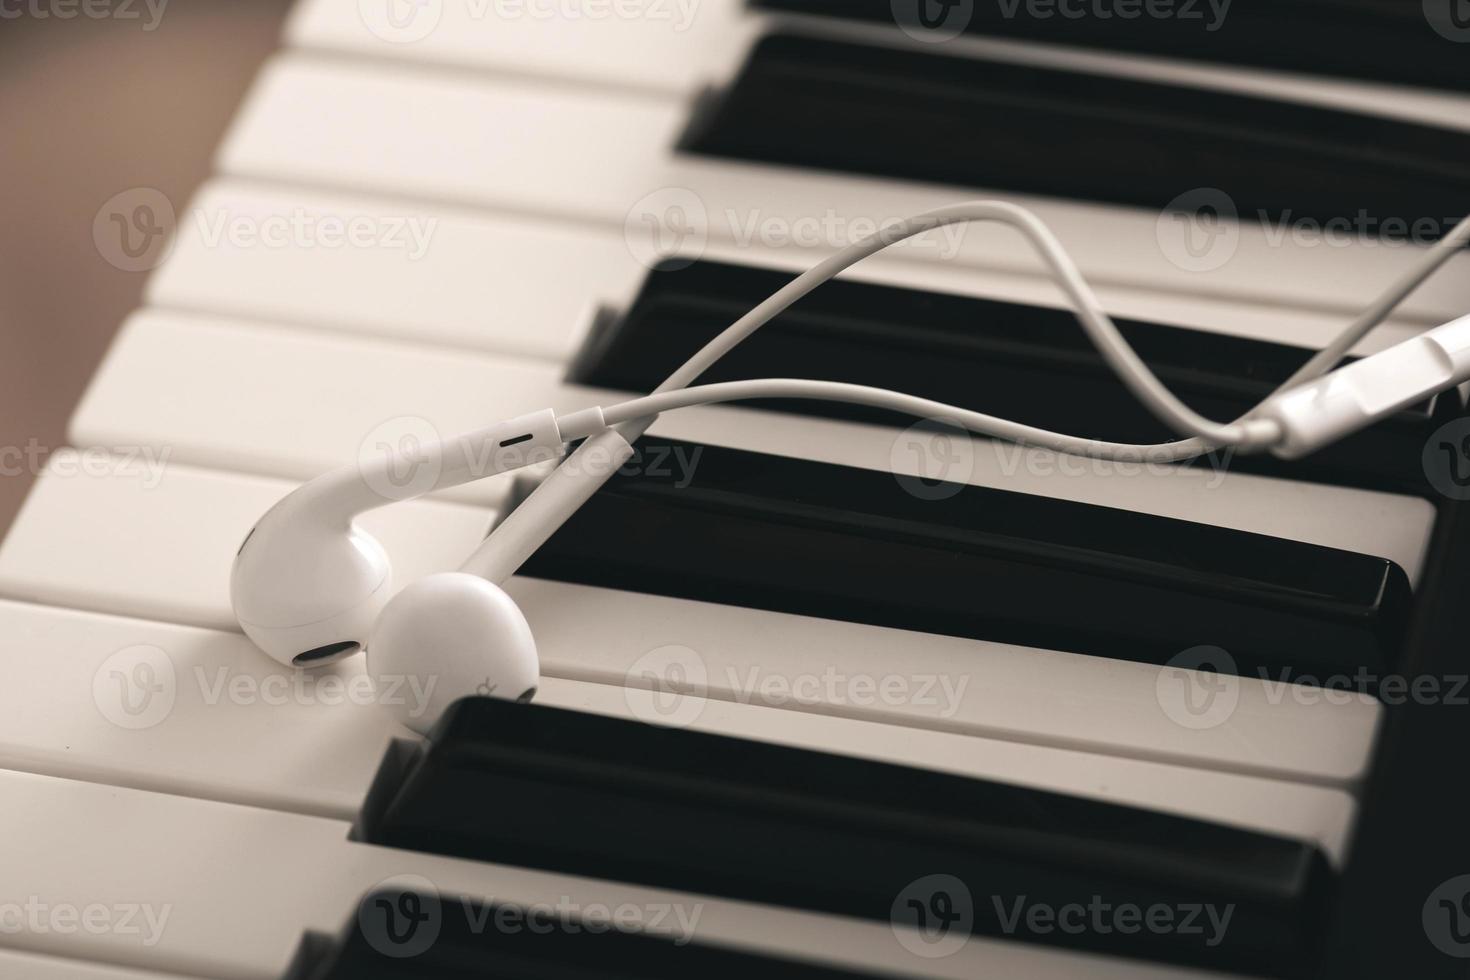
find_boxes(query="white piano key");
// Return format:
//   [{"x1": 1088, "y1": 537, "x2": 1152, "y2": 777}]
[
  {"x1": 0, "y1": 599, "x2": 403, "y2": 819},
  {"x1": 288, "y1": 0, "x2": 1470, "y2": 134},
  {"x1": 288, "y1": 0, "x2": 758, "y2": 93},
  {"x1": 149, "y1": 180, "x2": 1430, "y2": 364},
  {"x1": 70, "y1": 310, "x2": 582, "y2": 502},
  {"x1": 514, "y1": 579, "x2": 1380, "y2": 788},
  {"x1": 218, "y1": 55, "x2": 1470, "y2": 326},
  {"x1": 0, "y1": 767, "x2": 1246, "y2": 980},
  {"x1": 71, "y1": 310, "x2": 1438, "y2": 587},
  {"x1": 0, "y1": 598, "x2": 1356, "y2": 859},
  {"x1": 147, "y1": 182, "x2": 642, "y2": 361},
  {"x1": 0, "y1": 432, "x2": 1380, "y2": 785},
  {"x1": 0, "y1": 456, "x2": 493, "y2": 632}
]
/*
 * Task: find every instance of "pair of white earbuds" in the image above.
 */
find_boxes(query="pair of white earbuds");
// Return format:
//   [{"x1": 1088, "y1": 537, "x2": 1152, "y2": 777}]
[{"x1": 229, "y1": 200, "x2": 1470, "y2": 736}]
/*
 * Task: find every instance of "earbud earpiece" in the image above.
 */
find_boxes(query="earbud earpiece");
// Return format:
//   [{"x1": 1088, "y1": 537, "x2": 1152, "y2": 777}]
[
  {"x1": 231, "y1": 490, "x2": 393, "y2": 669},
  {"x1": 230, "y1": 410, "x2": 566, "y2": 669},
  {"x1": 367, "y1": 572, "x2": 539, "y2": 736}
]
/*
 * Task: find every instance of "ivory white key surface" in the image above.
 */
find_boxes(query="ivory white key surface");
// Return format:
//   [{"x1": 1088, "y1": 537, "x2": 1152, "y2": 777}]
[
  {"x1": 0, "y1": 456, "x2": 493, "y2": 632},
  {"x1": 147, "y1": 181, "x2": 642, "y2": 361},
  {"x1": 219, "y1": 55, "x2": 1470, "y2": 325},
  {"x1": 290, "y1": 0, "x2": 1470, "y2": 131},
  {"x1": 0, "y1": 948, "x2": 207, "y2": 980},
  {"x1": 289, "y1": 0, "x2": 758, "y2": 93},
  {"x1": 0, "y1": 599, "x2": 406, "y2": 819},
  {"x1": 512, "y1": 579, "x2": 1379, "y2": 787},
  {"x1": 0, "y1": 599, "x2": 1355, "y2": 860},
  {"x1": 148, "y1": 180, "x2": 1431, "y2": 364},
  {"x1": 0, "y1": 768, "x2": 1246, "y2": 980},
  {"x1": 0, "y1": 456, "x2": 1379, "y2": 787},
  {"x1": 70, "y1": 310, "x2": 590, "y2": 500},
  {"x1": 71, "y1": 310, "x2": 1438, "y2": 587}
]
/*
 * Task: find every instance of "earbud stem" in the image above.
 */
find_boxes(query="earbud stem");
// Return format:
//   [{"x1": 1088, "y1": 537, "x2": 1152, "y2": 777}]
[
  {"x1": 309, "y1": 409, "x2": 568, "y2": 524},
  {"x1": 460, "y1": 426, "x2": 638, "y2": 582}
]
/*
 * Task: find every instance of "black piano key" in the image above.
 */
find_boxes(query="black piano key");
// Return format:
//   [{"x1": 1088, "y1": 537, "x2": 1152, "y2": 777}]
[
  {"x1": 514, "y1": 438, "x2": 1411, "y2": 681},
  {"x1": 294, "y1": 888, "x2": 885, "y2": 979},
  {"x1": 752, "y1": 0, "x2": 1470, "y2": 94},
  {"x1": 356, "y1": 698, "x2": 1334, "y2": 977},
  {"x1": 570, "y1": 258, "x2": 1458, "y2": 494},
  {"x1": 681, "y1": 33, "x2": 1470, "y2": 241}
]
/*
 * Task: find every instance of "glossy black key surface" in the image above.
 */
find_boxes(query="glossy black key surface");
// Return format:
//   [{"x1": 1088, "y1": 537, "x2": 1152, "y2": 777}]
[
  {"x1": 358, "y1": 698, "x2": 1334, "y2": 977},
  {"x1": 513, "y1": 438, "x2": 1411, "y2": 682},
  {"x1": 752, "y1": 0, "x2": 1470, "y2": 93},
  {"x1": 571, "y1": 259, "x2": 1458, "y2": 494},
  {"x1": 295, "y1": 887, "x2": 883, "y2": 979},
  {"x1": 681, "y1": 33, "x2": 1470, "y2": 240}
]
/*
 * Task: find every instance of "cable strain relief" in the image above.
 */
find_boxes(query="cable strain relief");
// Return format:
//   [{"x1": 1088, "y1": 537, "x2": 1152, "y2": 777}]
[
  {"x1": 555, "y1": 406, "x2": 609, "y2": 442},
  {"x1": 1237, "y1": 416, "x2": 1285, "y2": 451}
]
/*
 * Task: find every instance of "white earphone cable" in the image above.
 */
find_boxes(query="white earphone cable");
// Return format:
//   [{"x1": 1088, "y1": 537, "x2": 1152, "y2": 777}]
[
  {"x1": 471, "y1": 202, "x2": 1468, "y2": 582},
  {"x1": 578, "y1": 202, "x2": 1470, "y2": 462},
  {"x1": 591, "y1": 379, "x2": 1271, "y2": 462}
]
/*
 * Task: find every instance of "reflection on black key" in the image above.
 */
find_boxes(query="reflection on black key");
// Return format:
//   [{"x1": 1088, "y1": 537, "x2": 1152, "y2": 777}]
[
  {"x1": 571, "y1": 259, "x2": 1458, "y2": 494},
  {"x1": 357, "y1": 698, "x2": 1333, "y2": 977},
  {"x1": 514, "y1": 439, "x2": 1411, "y2": 681},
  {"x1": 753, "y1": 0, "x2": 1470, "y2": 93},
  {"x1": 681, "y1": 33, "x2": 1470, "y2": 240},
  {"x1": 294, "y1": 885, "x2": 883, "y2": 979}
]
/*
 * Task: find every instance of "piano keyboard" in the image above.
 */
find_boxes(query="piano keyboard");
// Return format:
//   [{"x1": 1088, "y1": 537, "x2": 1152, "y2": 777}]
[{"x1": 3, "y1": 1, "x2": 1469, "y2": 977}]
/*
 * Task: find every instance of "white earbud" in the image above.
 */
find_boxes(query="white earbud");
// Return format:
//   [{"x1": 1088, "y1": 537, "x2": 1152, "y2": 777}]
[
  {"x1": 230, "y1": 481, "x2": 393, "y2": 668},
  {"x1": 230, "y1": 409, "x2": 564, "y2": 669},
  {"x1": 368, "y1": 572, "x2": 539, "y2": 736}
]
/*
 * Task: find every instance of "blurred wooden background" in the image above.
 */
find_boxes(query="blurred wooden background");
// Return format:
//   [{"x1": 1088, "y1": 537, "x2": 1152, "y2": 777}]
[{"x1": 0, "y1": 0, "x2": 294, "y2": 537}]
